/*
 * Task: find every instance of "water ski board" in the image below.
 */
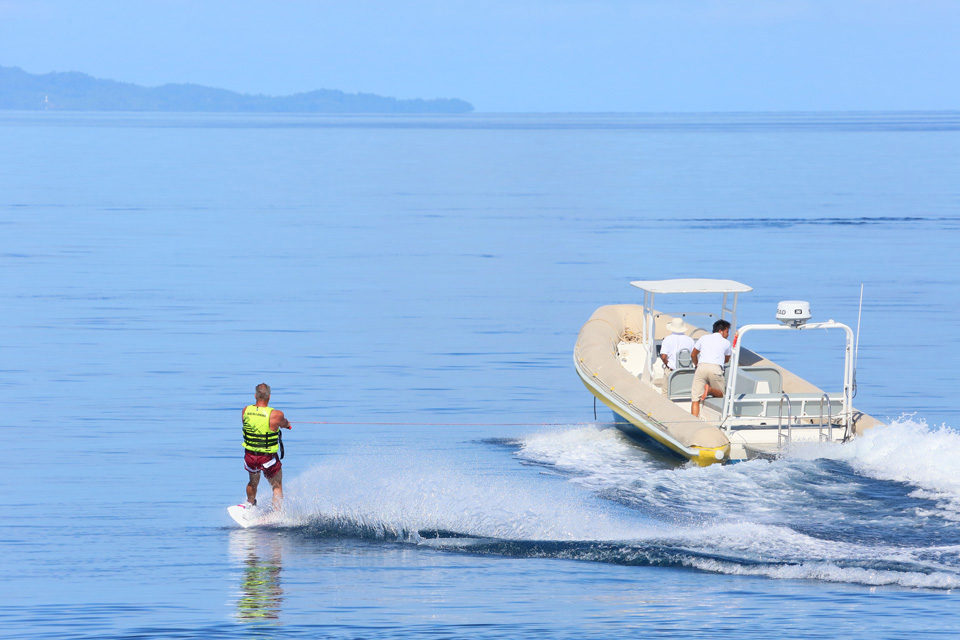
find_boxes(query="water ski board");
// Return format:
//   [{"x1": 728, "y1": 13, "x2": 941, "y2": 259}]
[{"x1": 227, "y1": 503, "x2": 280, "y2": 528}]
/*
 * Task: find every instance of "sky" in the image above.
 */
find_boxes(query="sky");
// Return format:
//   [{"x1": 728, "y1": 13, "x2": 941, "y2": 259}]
[{"x1": 0, "y1": 0, "x2": 957, "y2": 112}]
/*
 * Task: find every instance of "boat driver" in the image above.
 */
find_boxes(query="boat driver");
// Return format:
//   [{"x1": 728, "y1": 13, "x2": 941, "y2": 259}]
[
  {"x1": 241, "y1": 383, "x2": 292, "y2": 510},
  {"x1": 690, "y1": 319, "x2": 732, "y2": 417},
  {"x1": 656, "y1": 317, "x2": 695, "y2": 392},
  {"x1": 660, "y1": 317, "x2": 695, "y2": 373}
]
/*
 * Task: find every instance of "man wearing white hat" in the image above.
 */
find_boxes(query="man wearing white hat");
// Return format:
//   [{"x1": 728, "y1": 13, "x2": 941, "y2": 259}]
[{"x1": 660, "y1": 317, "x2": 696, "y2": 375}]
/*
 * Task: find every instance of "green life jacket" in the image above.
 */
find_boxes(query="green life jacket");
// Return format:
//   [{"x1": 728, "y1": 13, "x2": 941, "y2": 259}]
[{"x1": 242, "y1": 405, "x2": 278, "y2": 454}]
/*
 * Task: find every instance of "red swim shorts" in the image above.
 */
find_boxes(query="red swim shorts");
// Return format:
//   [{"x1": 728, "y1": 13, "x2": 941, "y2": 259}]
[{"x1": 244, "y1": 450, "x2": 282, "y2": 478}]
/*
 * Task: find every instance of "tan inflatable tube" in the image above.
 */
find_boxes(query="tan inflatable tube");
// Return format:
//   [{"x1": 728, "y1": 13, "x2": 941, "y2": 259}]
[{"x1": 574, "y1": 304, "x2": 730, "y2": 462}]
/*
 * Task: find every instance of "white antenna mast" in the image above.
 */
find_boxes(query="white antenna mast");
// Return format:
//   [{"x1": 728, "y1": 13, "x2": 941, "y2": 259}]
[{"x1": 853, "y1": 284, "x2": 863, "y2": 397}]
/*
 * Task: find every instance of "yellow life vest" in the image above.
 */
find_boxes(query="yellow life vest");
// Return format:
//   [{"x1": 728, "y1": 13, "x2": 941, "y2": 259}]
[{"x1": 242, "y1": 405, "x2": 278, "y2": 454}]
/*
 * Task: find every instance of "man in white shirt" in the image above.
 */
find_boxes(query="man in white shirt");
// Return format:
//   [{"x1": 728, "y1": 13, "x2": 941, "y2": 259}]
[
  {"x1": 690, "y1": 319, "x2": 732, "y2": 417},
  {"x1": 660, "y1": 317, "x2": 695, "y2": 373}
]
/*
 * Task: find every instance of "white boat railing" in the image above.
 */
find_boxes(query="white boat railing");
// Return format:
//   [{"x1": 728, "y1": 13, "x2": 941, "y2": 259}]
[
  {"x1": 723, "y1": 320, "x2": 856, "y2": 442},
  {"x1": 777, "y1": 395, "x2": 794, "y2": 449},
  {"x1": 776, "y1": 392, "x2": 836, "y2": 450},
  {"x1": 818, "y1": 392, "x2": 834, "y2": 443}
]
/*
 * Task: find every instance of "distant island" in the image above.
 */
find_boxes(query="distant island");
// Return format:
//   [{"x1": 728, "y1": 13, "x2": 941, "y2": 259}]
[{"x1": 0, "y1": 65, "x2": 473, "y2": 114}]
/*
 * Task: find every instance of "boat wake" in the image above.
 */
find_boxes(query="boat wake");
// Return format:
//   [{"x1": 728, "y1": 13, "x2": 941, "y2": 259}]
[{"x1": 275, "y1": 418, "x2": 960, "y2": 590}]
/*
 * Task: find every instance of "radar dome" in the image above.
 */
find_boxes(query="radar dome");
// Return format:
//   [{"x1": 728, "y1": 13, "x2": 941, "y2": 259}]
[{"x1": 777, "y1": 301, "x2": 812, "y2": 326}]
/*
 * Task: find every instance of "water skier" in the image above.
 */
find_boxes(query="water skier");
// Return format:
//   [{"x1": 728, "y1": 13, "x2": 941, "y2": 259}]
[{"x1": 241, "y1": 383, "x2": 292, "y2": 510}]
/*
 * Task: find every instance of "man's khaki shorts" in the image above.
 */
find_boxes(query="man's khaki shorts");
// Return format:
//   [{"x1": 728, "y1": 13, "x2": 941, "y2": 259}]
[{"x1": 691, "y1": 364, "x2": 725, "y2": 401}]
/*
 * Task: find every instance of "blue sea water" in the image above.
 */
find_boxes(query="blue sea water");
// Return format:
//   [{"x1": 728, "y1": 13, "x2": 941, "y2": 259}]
[{"x1": 2, "y1": 111, "x2": 960, "y2": 639}]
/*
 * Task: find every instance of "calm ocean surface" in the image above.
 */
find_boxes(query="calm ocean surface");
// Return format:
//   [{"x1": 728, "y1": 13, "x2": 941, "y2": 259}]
[{"x1": 3, "y1": 111, "x2": 960, "y2": 639}]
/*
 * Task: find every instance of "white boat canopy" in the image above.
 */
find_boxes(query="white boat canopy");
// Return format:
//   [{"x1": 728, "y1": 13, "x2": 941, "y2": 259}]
[
  {"x1": 629, "y1": 279, "x2": 753, "y2": 383},
  {"x1": 630, "y1": 279, "x2": 753, "y2": 295}
]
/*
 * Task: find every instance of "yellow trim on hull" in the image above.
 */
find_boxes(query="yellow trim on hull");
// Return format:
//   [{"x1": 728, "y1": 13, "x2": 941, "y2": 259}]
[{"x1": 580, "y1": 377, "x2": 729, "y2": 467}]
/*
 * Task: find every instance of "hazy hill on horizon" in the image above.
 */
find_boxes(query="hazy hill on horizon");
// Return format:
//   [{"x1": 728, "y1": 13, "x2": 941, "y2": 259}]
[{"x1": 0, "y1": 65, "x2": 474, "y2": 114}]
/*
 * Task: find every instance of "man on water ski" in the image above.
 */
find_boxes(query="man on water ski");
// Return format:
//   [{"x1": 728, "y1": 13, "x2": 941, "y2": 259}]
[{"x1": 241, "y1": 383, "x2": 291, "y2": 510}]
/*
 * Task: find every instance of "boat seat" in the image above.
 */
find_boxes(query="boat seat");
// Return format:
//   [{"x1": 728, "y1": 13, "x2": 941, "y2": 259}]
[
  {"x1": 733, "y1": 366, "x2": 782, "y2": 395},
  {"x1": 669, "y1": 365, "x2": 779, "y2": 401},
  {"x1": 698, "y1": 366, "x2": 783, "y2": 414},
  {"x1": 667, "y1": 367, "x2": 793, "y2": 404},
  {"x1": 667, "y1": 368, "x2": 727, "y2": 400},
  {"x1": 667, "y1": 369, "x2": 695, "y2": 399},
  {"x1": 676, "y1": 348, "x2": 693, "y2": 369}
]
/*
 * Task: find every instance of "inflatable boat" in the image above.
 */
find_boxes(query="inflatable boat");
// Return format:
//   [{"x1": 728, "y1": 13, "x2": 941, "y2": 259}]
[{"x1": 573, "y1": 279, "x2": 881, "y2": 465}]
